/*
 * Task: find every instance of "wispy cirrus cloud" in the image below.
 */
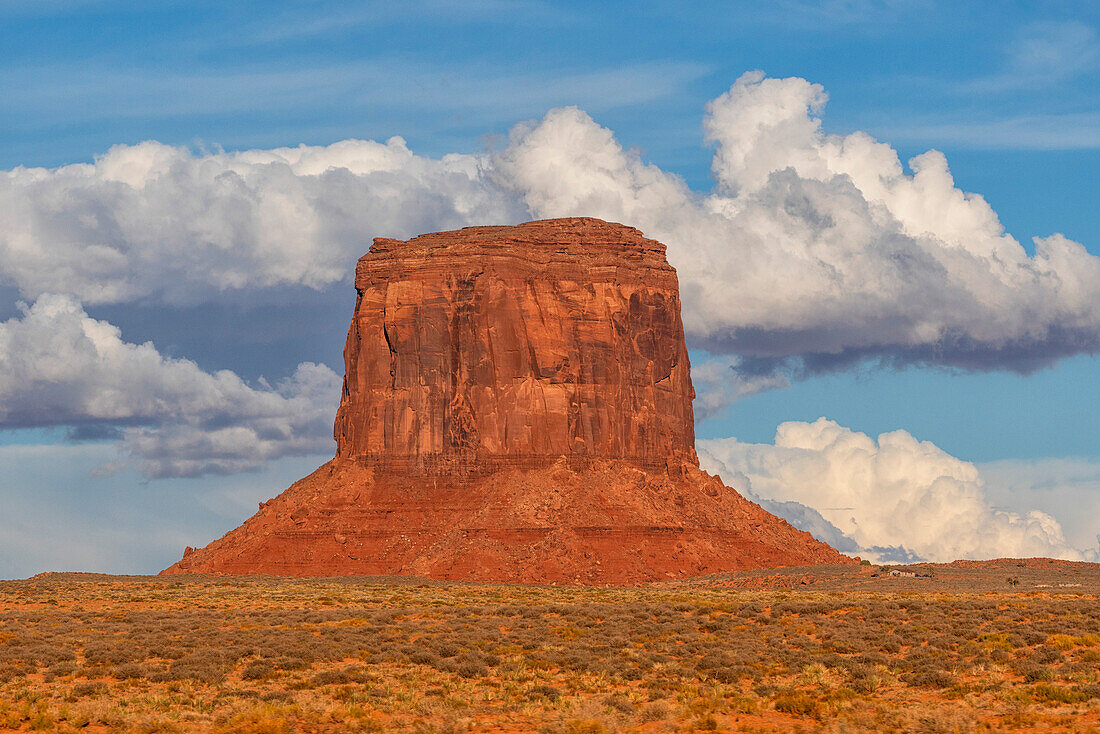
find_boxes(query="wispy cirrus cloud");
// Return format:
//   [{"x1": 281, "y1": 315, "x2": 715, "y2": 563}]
[
  {"x1": 1, "y1": 59, "x2": 708, "y2": 135},
  {"x1": 961, "y1": 21, "x2": 1100, "y2": 94},
  {"x1": 875, "y1": 21, "x2": 1100, "y2": 150},
  {"x1": 242, "y1": 0, "x2": 572, "y2": 45},
  {"x1": 875, "y1": 111, "x2": 1100, "y2": 150}
]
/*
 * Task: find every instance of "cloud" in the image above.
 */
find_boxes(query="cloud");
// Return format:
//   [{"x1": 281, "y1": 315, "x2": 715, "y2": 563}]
[
  {"x1": 496, "y1": 74, "x2": 1100, "y2": 377},
  {"x1": 962, "y1": 21, "x2": 1100, "y2": 93},
  {"x1": 0, "y1": 71, "x2": 1097, "y2": 567},
  {"x1": 1, "y1": 59, "x2": 706, "y2": 144},
  {"x1": 978, "y1": 457, "x2": 1100, "y2": 552},
  {"x1": 1012, "y1": 21, "x2": 1099, "y2": 80},
  {"x1": 0, "y1": 137, "x2": 526, "y2": 303},
  {"x1": 689, "y1": 356, "x2": 791, "y2": 421},
  {"x1": 0, "y1": 295, "x2": 341, "y2": 477},
  {"x1": 2, "y1": 71, "x2": 1098, "y2": 412},
  {"x1": 874, "y1": 110, "x2": 1100, "y2": 150},
  {"x1": 243, "y1": 0, "x2": 570, "y2": 45},
  {"x1": 699, "y1": 418, "x2": 1098, "y2": 563},
  {"x1": 737, "y1": 0, "x2": 933, "y2": 31}
]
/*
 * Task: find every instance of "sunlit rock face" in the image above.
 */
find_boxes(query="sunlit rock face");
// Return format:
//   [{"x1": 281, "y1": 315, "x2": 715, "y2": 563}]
[
  {"x1": 163, "y1": 218, "x2": 854, "y2": 583},
  {"x1": 334, "y1": 218, "x2": 696, "y2": 470}
]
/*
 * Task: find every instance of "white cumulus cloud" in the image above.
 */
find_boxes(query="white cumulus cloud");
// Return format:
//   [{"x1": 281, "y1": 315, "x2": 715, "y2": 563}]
[
  {"x1": 699, "y1": 418, "x2": 1097, "y2": 563},
  {"x1": 2, "y1": 71, "x2": 1097, "y2": 382},
  {"x1": 0, "y1": 295, "x2": 341, "y2": 477},
  {"x1": 0, "y1": 137, "x2": 523, "y2": 304},
  {"x1": 2, "y1": 71, "x2": 1099, "y2": 480},
  {"x1": 501, "y1": 72, "x2": 1100, "y2": 377}
]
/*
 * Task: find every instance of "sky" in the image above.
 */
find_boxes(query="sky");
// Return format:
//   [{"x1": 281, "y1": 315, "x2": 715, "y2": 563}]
[{"x1": 1, "y1": 0, "x2": 1098, "y2": 576}]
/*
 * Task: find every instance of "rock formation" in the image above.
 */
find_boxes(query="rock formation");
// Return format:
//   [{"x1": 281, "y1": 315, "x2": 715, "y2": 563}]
[
  {"x1": 334, "y1": 218, "x2": 695, "y2": 470},
  {"x1": 163, "y1": 218, "x2": 853, "y2": 583}
]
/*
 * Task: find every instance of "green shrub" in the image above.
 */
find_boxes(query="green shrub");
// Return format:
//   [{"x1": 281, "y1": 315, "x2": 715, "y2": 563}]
[
  {"x1": 1031, "y1": 684, "x2": 1090, "y2": 704},
  {"x1": 773, "y1": 691, "x2": 822, "y2": 718},
  {"x1": 1016, "y1": 663, "x2": 1054, "y2": 683}
]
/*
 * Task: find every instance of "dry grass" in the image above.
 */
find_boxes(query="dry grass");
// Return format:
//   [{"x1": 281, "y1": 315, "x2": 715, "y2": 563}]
[{"x1": 0, "y1": 565, "x2": 1098, "y2": 732}]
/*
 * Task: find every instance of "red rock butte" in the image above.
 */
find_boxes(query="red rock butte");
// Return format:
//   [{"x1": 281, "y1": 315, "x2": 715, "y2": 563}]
[{"x1": 163, "y1": 218, "x2": 853, "y2": 583}]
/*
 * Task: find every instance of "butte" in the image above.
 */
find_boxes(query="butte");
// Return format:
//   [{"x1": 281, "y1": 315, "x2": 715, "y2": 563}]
[{"x1": 163, "y1": 218, "x2": 853, "y2": 583}]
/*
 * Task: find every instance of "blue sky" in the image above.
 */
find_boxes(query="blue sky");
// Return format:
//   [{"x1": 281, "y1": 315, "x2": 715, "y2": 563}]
[{"x1": 1, "y1": 0, "x2": 1097, "y2": 575}]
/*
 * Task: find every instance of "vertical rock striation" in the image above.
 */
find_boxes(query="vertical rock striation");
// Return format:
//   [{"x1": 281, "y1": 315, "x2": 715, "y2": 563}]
[
  {"x1": 334, "y1": 218, "x2": 696, "y2": 469},
  {"x1": 163, "y1": 218, "x2": 854, "y2": 583}
]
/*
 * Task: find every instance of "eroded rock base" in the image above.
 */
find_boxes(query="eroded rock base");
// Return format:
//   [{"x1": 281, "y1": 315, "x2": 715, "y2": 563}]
[{"x1": 163, "y1": 458, "x2": 852, "y2": 584}]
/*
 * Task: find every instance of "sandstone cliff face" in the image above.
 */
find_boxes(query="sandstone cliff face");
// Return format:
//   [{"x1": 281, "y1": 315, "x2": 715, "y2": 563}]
[
  {"x1": 334, "y1": 218, "x2": 696, "y2": 469},
  {"x1": 164, "y1": 218, "x2": 854, "y2": 583}
]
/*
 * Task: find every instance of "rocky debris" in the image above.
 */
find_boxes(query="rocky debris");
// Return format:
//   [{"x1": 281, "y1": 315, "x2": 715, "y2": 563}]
[{"x1": 163, "y1": 218, "x2": 854, "y2": 583}]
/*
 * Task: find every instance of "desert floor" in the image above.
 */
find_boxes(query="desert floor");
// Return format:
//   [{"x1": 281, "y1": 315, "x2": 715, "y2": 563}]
[{"x1": 1, "y1": 560, "x2": 1098, "y2": 733}]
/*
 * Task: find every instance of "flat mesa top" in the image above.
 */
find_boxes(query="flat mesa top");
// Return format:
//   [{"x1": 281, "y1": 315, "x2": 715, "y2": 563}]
[
  {"x1": 366, "y1": 217, "x2": 667, "y2": 256},
  {"x1": 357, "y1": 218, "x2": 676, "y2": 287}
]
